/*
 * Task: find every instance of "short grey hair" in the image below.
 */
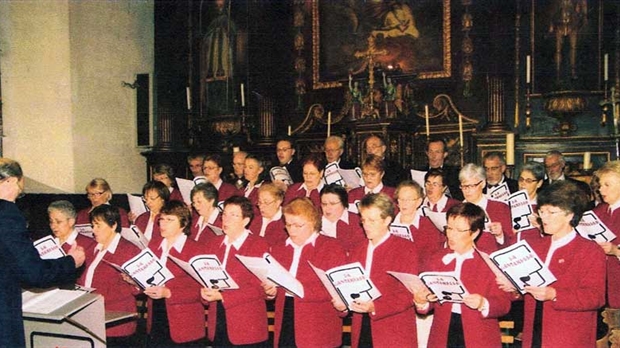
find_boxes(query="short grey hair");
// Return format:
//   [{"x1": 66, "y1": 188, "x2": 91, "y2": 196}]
[
  {"x1": 521, "y1": 161, "x2": 546, "y2": 181},
  {"x1": 48, "y1": 200, "x2": 77, "y2": 220},
  {"x1": 459, "y1": 163, "x2": 486, "y2": 182},
  {"x1": 325, "y1": 136, "x2": 345, "y2": 149},
  {"x1": 545, "y1": 150, "x2": 565, "y2": 165},
  {"x1": 0, "y1": 158, "x2": 23, "y2": 180}
]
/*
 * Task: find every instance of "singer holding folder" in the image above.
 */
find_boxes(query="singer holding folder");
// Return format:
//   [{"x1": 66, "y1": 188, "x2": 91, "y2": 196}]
[
  {"x1": 342, "y1": 193, "x2": 419, "y2": 348},
  {"x1": 265, "y1": 197, "x2": 347, "y2": 348},
  {"x1": 78, "y1": 205, "x2": 140, "y2": 346},
  {"x1": 510, "y1": 181, "x2": 606, "y2": 347},
  {"x1": 414, "y1": 203, "x2": 511, "y2": 347},
  {"x1": 201, "y1": 196, "x2": 270, "y2": 346}
]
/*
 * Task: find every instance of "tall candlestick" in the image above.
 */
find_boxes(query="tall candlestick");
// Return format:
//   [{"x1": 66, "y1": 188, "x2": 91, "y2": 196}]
[
  {"x1": 526, "y1": 55, "x2": 531, "y2": 84},
  {"x1": 458, "y1": 114, "x2": 464, "y2": 149},
  {"x1": 583, "y1": 151, "x2": 591, "y2": 170},
  {"x1": 604, "y1": 54, "x2": 609, "y2": 82},
  {"x1": 506, "y1": 133, "x2": 515, "y2": 165},
  {"x1": 287, "y1": 125, "x2": 292, "y2": 136},
  {"x1": 240, "y1": 83, "x2": 245, "y2": 107},
  {"x1": 327, "y1": 112, "x2": 331, "y2": 138},
  {"x1": 425, "y1": 105, "x2": 430, "y2": 137},
  {"x1": 186, "y1": 87, "x2": 191, "y2": 110}
]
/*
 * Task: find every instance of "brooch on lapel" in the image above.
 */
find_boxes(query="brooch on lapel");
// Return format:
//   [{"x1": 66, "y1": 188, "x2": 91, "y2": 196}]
[{"x1": 558, "y1": 259, "x2": 565, "y2": 264}]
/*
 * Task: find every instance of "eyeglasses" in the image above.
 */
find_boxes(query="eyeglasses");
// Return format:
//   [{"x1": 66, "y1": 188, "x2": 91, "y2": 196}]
[
  {"x1": 460, "y1": 180, "x2": 483, "y2": 190},
  {"x1": 203, "y1": 166, "x2": 219, "y2": 171},
  {"x1": 424, "y1": 181, "x2": 444, "y2": 188},
  {"x1": 222, "y1": 212, "x2": 243, "y2": 219},
  {"x1": 285, "y1": 222, "x2": 306, "y2": 229},
  {"x1": 277, "y1": 147, "x2": 292, "y2": 153},
  {"x1": 397, "y1": 198, "x2": 419, "y2": 203},
  {"x1": 443, "y1": 226, "x2": 472, "y2": 234},
  {"x1": 518, "y1": 177, "x2": 540, "y2": 184},
  {"x1": 87, "y1": 191, "x2": 105, "y2": 198},
  {"x1": 142, "y1": 195, "x2": 161, "y2": 202},
  {"x1": 257, "y1": 199, "x2": 277, "y2": 206},
  {"x1": 538, "y1": 209, "x2": 566, "y2": 217},
  {"x1": 484, "y1": 166, "x2": 502, "y2": 172},
  {"x1": 321, "y1": 201, "x2": 342, "y2": 207}
]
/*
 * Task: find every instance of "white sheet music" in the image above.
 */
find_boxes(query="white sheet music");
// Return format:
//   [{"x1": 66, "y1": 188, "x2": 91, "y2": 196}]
[
  {"x1": 576, "y1": 211, "x2": 617, "y2": 243},
  {"x1": 419, "y1": 271, "x2": 469, "y2": 304},
  {"x1": 309, "y1": 261, "x2": 381, "y2": 310},
  {"x1": 127, "y1": 194, "x2": 148, "y2": 217},
  {"x1": 488, "y1": 183, "x2": 510, "y2": 201},
  {"x1": 120, "y1": 225, "x2": 149, "y2": 250},
  {"x1": 175, "y1": 177, "x2": 195, "y2": 205},
  {"x1": 389, "y1": 224, "x2": 413, "y2": 242},
  {"x1": 236, "y1": 253, "x2": 304, "y2": 298},
  {"x1": 33, "y1": 235, "x2": 66, "y2": 260},
  {"x1": 508, "y1": 190, "x2": 534, "y2": 232},
  {"x1": 169, "y1": 254, "x2": 238, "y2": 290}
]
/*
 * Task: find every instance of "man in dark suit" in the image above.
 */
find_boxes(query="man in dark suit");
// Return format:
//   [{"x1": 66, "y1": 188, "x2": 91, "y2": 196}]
[
  {"x1": 270, "y1": 136, "x2": 303, "y2": 186},
  {"x1": 543, "y1": 150, "x2": 593, "y2": 208},
  {"x1": 482, "y1": 151, "x2": 519, "y2": 194},
  {"x1": 417, "y1": 138, "x2": 463, "y2": 201},
  {"x1": 0, "y1": 158, "x2": 85, "y2": 347},
  {"x1": 364, "y1": 134, "x2": 405, "y2": 187},
  {"x1": 324, "y1": 135, "x2": 356, "y2": 169}
]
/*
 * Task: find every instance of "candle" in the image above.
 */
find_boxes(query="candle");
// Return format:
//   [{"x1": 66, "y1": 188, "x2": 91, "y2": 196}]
[
  {"x1": 604, "y1": 54, "x2": 609, "y2": 82},
  {"x1": 327, "y1": 112, "x2": 331, "y2": 138},
  {"x1": 287, "y1": 125, "x2": 292, "y2": 136},
  {"x1": 526, "y1": 55, "x2": 531, "y2": 84},
  {"x1": 233, "y1": 146, "x2": 240, "y2": 153},
  {"x1": 240, "y1": 83, "x2": 245, "y2": 107},
  {"x1": 583, "y1": 152, "x2": 591, "y2": 170},
  {"x1": 425, "y1": 105, "x2": 430, "y2": 137},
  {"x1": 458, "y1": 114, "x2": 464, "y2": 149},
  {"x1": 506, "y1": 133, "x2": 515, "y2": 165},
  {"x1": 186, "y1": 87, "x2": 191, "y2": 110}
]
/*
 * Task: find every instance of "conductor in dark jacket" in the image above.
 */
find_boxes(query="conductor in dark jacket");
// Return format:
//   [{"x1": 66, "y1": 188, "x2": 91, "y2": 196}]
[{"x1": 0, "y1": 158, "x2": 85, "y2": 347}]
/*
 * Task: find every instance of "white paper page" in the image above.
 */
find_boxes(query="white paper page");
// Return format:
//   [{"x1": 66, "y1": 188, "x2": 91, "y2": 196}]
[
  {"x1": 175, "y1": 177, "x2": 194, "y2": 205},
  {"x1": 270, "y1": 167, "x2": 293, "y2": 186},
  {"x1": 410, "y1": 169, "x2": 427, "y2": 194},
  {"x1": 325, "y1": 262, "x2": 381, "y2": 309},
  {"x1": 508, "y1": 190, "x2": 534, "y2": 232},
  {"x1": 22, "y1": 288, "x2": 86, "y2": 314},
  {"x1": 324, "y1": 162, "x2": 344, "y2": 186},
  {"x1": 74, "y1": 224, "x2": 94, "y2": 239},
  {"x1": 490, "y1": 239, "x2": 557, "y2": 294},
  {"x1": 120, "y1": 225, "x2": 149, "y2": 250},
  {"x1": 389, "y1": 224, "x2": 413, "y2": 242},
  {"x1": 121, "y1": 248, "x2": 175, "y2": 289},
  {"x1": 339, "y1": 168, "x2": 364, "y2": 189},
  {"x1": 422, "y1": 207, "x2": 447, "y2": 231},
  {"x1": 488, "y1": 183, "x2": 510, "y2": 201},
  {"x1": 169, "y1": 254, "x2": 238, "y2": 290},
  {"x1": 386, "y1": 271, "x2": 427, "y2": 294},
  {"x1": 308, "y1": 261, "x2": 342, "y2": 302},
  {"x1": 576, "y1": 211, "x2": 617, "y2": 243},
  {"x1": 207, "y1": 223, "x2": 224, "y2": 236},
  {"x1": 127, "y1": 194, "x2": 148, "y2": 217},
  {"x1": 235, "y1": 253, "x2": 304, "y2": 298},
  {"x1": 33, "y1": 235, "x2": 66, "y2": 260},
  {"x1": 419, "y1": 271, "x2": 469, "y2": 304}
]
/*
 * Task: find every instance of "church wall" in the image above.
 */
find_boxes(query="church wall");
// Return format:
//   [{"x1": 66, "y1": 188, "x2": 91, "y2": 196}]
[{"x1": 0, "y1": 0, "x2": 154, "y2": 194}]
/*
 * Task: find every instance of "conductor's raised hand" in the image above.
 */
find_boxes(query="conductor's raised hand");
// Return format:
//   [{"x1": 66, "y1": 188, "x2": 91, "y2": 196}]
[{"x1": 67, "y1": 243, "x2": 85, "y2": 268}]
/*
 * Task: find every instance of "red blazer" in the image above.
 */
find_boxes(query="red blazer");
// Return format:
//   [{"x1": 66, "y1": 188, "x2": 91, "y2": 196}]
[
  {"x1": 76, "y1": 206, "x2": 130, "y2": 228},
  {"x1": 474, "y1": 199, "x2": 513, "y2": 254},
  {"x1": 347, "y1": 186, "x2": 396, "y2": 205},
  {"x1": 217, "y1": 182, "x2": 242, "y2": 202},
  {"x1": 421, "y1": 249, "x2": 512, "y2": 347},
  {"x1": 203, "y1": 233, "x2": 270, "y2": 345},
  {"x1": 247, "y1": 215, "x2": 288, "y2": 247},
  {"x1": 330, "y1": 212, "x2": 366, "y2": 254},
  {"x1": 146, "y1": 237, "x2": 206, "y2": 344},
  {"x1": 521, "y1": 234, "x2": 606, "y2": 347},
  {"x1": 592, "y1": 203, "x2": 620, "y2": 308},
  {"x1": 407, "y1": 216, "x2": 446, "y2": 264},
  {"x1": 347, "y1": 235, "x2": 418, "y2": 348},
  {"x1": 135, "y1": 212, "x2": 161, "y2": 244},
  {"x1": 270, "y1": 235, "x2": 347, "y2": 348},
  {"x1": 78, "y1": 237, "x2": 141, "y2": 337},
  {"x1": 190, "y1": 212, "x2": 223, "y2": 245},
  {"x1": 60, "y1": 233, "x2": 95, "y2": 255},
  {"x1": 284, "y1": 183, "x2": 322, "y2": 208},
  {"x1": 169, "y1": 188, "x2": 185, "y2": 203}
]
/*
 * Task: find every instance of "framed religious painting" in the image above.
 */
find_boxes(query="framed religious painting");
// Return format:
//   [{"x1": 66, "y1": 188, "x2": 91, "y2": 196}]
[
  {"x1": 311, "y1": 0, "x2": 451, "y2": 90},
  {"x1": 529, "y1": 0, "x2": 612, "y2": 94}
]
